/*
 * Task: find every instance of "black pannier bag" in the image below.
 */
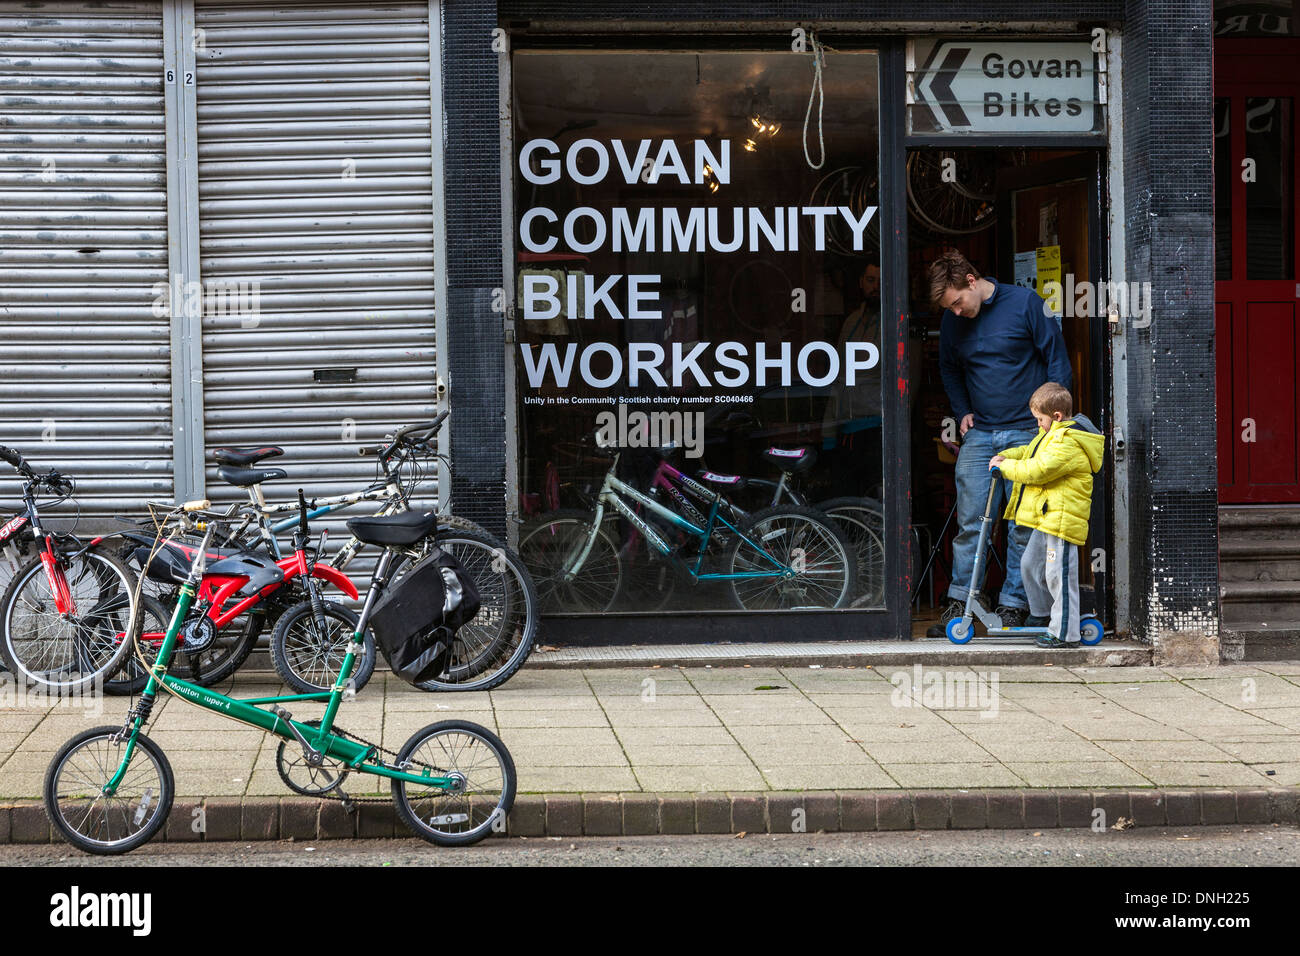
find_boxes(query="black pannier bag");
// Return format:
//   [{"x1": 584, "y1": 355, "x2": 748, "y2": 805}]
[{"x1": 368, "y1": 547, "x2": 481, "y2": 684}]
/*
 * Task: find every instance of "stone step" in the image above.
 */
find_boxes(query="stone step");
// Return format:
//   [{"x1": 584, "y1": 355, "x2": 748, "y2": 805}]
[
  {"x1": 1219, "y1": 576, "x2": 1300, "y2": 628},
  {"x1": 1219, "y1": 579, "x2": 1300, "y2": 602},
  {"x1": 1218, "y1": 538, "x2": 1300, "y2": 560},
  {"x1": 1218, "y1": 505, "x2": 1300, "y2": 530},
  {"x1": 1220, "y1": 621, "x2": 1300, "y2": 661},
  {"x1": 1221, "y1": 558, "x2": 1300, "y2": 582}
]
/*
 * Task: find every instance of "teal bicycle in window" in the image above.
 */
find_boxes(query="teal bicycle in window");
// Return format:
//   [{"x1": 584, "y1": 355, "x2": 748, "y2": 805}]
[
  {"x1": 521, "y1": 447, "x2": 857, "y2": 613},
  {"x1": 43, "y1": 499, "x2": 515, "y2": 854}
]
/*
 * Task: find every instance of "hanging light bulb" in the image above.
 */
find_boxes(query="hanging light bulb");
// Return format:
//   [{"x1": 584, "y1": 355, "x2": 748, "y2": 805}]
[
  {"x1": 700, "y1": 162, "x2": 721, "y2": 192},
  {"x1": 747, "y1": 87, "x2": 781, "y2": 142}
]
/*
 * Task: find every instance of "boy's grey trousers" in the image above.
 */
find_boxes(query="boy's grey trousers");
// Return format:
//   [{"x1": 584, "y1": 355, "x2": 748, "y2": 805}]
[{"x1": 1020, "y1": 528, "x2": 1080, "y2": 643}]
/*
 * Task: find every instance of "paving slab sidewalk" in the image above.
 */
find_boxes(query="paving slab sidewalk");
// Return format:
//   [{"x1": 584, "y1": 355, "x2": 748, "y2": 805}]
[{"x1": 3, "y1": 661, "x2": 1300, "y2": 841}]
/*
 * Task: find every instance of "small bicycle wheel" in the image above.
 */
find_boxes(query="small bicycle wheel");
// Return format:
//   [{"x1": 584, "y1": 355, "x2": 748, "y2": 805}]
[
  {"x1": 519, "y1": 509, "x2": 624, "y2": 613},
  {"x1": 815, "y1": 497, "x2": 886, "y2": 608},
  {"x1": 0, "y1": 547, "x2": 136, "y2": 693},
  {"x1": 391, "y1": 720, "x2": 516, "y2": 847},
  {"x1": 724, "y1": 505, "x2": 857, "y2": 610},
  {"x1": 406, "y1": 529, "x2": 539, "y2": 692},
  {"x1": 43, "y1": 725, "x2": 174, "y2": 855},
  {"x1": 270, "y1": 599, "x2": 376, "y2": 695}
]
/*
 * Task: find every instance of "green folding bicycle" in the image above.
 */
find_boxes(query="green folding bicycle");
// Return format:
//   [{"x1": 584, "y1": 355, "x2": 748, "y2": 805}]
[{"x1": 43, "y1": 500, "x2": 516, "y2": 855}]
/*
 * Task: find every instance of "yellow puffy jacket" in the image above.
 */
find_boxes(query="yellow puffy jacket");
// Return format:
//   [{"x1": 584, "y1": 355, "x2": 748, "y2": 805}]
[{"x1": 996, "y1": 415, "x2": 1105, "y2": 546}]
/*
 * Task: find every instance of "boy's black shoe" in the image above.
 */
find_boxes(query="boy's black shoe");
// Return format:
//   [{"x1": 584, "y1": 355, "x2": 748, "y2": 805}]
[
  {"x1": 1035, "y1": 634, "x2": 1081, "y2": 649},
  {"x1": 1024, "y1": 614, "x2": 1050, "y2": 627},
  {"x1": 926, "y1": 600, "x2": 965, "y2": 638}
]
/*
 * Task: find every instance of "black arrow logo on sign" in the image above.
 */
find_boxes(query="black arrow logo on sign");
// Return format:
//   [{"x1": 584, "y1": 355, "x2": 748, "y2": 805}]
[{"x1": 930, "y1": 46, "x2": 971, "y2": 128}]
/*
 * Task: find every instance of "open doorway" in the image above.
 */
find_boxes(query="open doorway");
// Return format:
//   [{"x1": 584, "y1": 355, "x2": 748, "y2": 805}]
[{"x1": 906, "y1": 147, "x2": 1110, "y2": 637}]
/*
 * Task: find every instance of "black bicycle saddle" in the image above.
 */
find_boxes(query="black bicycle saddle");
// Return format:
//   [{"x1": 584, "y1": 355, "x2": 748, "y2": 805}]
[
  {"x1": 213, "y1": 445, "x2": 284, "y2": 466},
  {"x1": 761, "y1": 446, "x2": 817, "y2": 474},
  {"x1": 347, "y1": 511, "x2": 436, "y2": 547}
]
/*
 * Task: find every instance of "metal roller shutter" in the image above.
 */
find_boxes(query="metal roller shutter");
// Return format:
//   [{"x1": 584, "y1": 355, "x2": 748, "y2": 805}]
[
  {"x1": 194, "y1": 1, "x2": 440, "y2": 534},
  {"x1": 0, "y1": 2, "x2": 171, "y2": 528}
]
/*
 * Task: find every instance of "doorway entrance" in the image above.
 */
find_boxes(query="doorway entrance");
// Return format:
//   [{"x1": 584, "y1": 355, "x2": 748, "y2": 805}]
[
  {"x1": 906, "y1": 147, "x2": 1110, "y2": 633},
  {"x1": 1215, "y1": 44, "x2": 1300, "y2": 503}
]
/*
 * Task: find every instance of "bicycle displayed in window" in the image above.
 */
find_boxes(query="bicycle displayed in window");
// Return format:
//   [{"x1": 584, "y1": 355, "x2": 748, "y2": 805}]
[
  {"x1": 694, "y1": 445, "x2": 886, "y2": 609},
  {"x1": 520, "y1": 446, "x2": 856, "y2": 613}
]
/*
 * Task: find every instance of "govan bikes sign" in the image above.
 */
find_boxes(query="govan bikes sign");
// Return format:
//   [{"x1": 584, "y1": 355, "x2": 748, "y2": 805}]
[{"x1": 908, "y1": 39, "x2": 1104, "y2": 135}]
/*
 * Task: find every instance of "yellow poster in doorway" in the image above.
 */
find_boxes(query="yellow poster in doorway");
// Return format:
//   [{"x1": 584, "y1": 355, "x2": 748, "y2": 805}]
[{"x1": 1035, "y1": 245, "x2": 1061, "y2": 298}]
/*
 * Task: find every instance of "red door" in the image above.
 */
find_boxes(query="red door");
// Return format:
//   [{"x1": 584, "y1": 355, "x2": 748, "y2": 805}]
[{"x1": 1216, "y1": 43, "x2": 1300, "y2": 503}]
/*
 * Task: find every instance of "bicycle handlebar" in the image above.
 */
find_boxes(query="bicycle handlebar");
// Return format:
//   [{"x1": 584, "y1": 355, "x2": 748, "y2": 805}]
[
  {"x1": 0, "y1": 445, "x2": 35, "y2": 479},
  {"x1": 395, "y1": 412, "x2": 448, "y2": 440},
  {"x1": 366, "y1": 411, "x2": 450, "y2": 464}
]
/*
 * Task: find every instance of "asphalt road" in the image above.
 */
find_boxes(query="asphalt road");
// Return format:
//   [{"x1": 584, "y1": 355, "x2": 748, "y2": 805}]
[{"x1": 5, "y1": 826, "x2": 1299, "y2": 867}]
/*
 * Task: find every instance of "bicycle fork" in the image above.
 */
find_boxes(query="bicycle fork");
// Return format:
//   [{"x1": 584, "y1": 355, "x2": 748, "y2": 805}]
[{"x1": 35, "y1": 533, "x2": 77, "y2": 616}]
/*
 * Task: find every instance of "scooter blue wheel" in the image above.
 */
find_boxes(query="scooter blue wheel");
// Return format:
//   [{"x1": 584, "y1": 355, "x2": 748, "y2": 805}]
[
  {"x1": 946, "y1": 618, "x2": 974, "y2": 644},
  {"x1": 1079, "y1": 617, "x2": 1104, "y2": 646}
]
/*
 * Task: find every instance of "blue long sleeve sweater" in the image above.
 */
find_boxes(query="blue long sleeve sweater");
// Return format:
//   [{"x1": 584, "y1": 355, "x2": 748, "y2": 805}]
[{"x1": 938, "y1": 279, "x2": 1073, "y2": 431}]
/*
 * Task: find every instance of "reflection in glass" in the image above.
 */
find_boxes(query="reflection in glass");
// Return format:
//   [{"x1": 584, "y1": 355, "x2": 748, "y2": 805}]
[
  {"x1": 512, "y1": 49, "x2": 884, "y2": 613},
  {"x1": 1245, "y1": 97, "x2": 1294, "y2": 280}
]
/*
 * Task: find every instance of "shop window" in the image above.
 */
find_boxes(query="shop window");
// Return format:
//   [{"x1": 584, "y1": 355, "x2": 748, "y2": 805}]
[{"x1": 510, "y1": 48, "x2": 883, "y2": 615}]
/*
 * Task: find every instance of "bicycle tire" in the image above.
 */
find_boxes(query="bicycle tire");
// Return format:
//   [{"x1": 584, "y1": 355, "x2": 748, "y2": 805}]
[
  {"x1": 406, "y1": 528, "x2": 539, "y2": 692},
  {"x1": 436, "y1": 513, "x2": 492, "y2": 539},
  {"x1": 270, "y1": 599, "x2": 376, "y2": 695},
  {"x1": 815, "y1": 497, "x2": 887, "y2": 608},
  {"x1": 390, "y1": 719, "x2": 516, "y2": 847},
  {"x1": 102, "y1": 595, "x2": 172, "y2": 696},
  {"x1": 44, "y1": 725, "x2": 174, "y2": 855},
  {"x1": 519, "y1": 509, "x2": 624, "y2": 614},
  {"x1": 723, "y1": 505, "x2": 857, "y2": 610},
  {"x1": 0, "y1": 548, "x2": 136, "y2": 693}
]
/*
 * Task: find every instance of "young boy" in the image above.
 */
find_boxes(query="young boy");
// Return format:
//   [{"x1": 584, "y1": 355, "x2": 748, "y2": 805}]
[{"x1": 989, "y1": 382, "x2": 1104, "y2": 648}]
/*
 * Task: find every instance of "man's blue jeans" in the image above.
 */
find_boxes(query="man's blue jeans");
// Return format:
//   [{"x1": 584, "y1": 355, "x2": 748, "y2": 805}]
[{"x1": 947, "y1": 425, "x2": 1038, "y2": 609}]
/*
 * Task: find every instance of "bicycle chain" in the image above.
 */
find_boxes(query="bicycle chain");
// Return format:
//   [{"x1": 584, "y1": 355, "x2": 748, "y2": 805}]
[{"x1": 306, "y1": 725, "x2": 443, "y2": 806}]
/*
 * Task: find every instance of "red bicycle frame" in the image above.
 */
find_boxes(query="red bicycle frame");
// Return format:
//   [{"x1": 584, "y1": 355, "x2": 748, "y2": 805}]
[{"x1": 136, "y1": 542, "x2": 358, "y2": 643}]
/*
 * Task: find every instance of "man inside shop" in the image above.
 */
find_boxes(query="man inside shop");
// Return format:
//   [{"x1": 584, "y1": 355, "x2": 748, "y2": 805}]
[
  {"x1": 822, "y1": 257, "x2": 883, "y2": 499},
  {"x1": 926, "y1": 249, "x2": 1072, "y2": 637}
]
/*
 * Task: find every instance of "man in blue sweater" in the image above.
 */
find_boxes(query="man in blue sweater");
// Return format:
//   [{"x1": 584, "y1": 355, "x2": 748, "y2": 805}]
[{"x1": 926, "y1": 250, "x2": 1073, "y2": 637}]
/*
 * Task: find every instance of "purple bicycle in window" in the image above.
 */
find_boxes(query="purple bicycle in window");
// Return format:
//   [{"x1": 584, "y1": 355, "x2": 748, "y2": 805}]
[{"x1": 519, "y1": 445, "x2": 856, "y2": 614}]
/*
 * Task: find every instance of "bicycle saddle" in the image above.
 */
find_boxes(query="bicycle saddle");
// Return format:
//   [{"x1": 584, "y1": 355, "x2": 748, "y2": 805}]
[
  {"x1": 762, "y1": 446, "x2": 817, "y2": 474},
  {"x1": 698, "y1": 470, "x2": 748, "y2": 489},
  {"x1": 213, "y1": 445, "x2": 284, "y2": 466},
  {"x1": 217, "y1": 465, "x2": 288, "y2": 487},
  {"x1": 347, "y1": 510, "x2": 436, "y2": 547}
]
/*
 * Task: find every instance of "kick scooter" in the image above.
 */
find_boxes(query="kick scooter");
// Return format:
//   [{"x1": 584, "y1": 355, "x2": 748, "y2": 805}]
[{"x1": 945, "y1": 467, "x2": 1103, "y2": 646}]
